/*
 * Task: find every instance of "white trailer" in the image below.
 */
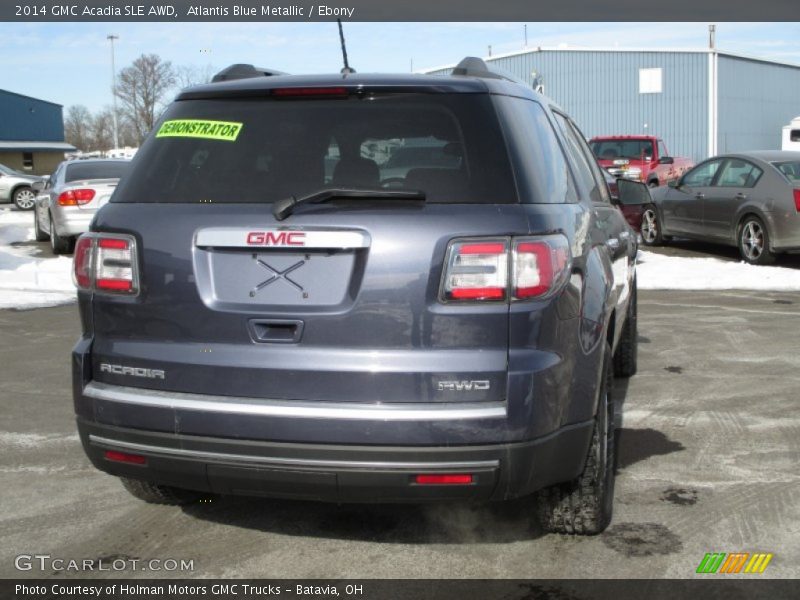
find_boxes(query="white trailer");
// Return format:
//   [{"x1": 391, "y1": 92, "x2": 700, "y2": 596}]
[{"x1": 782, "y1": 116, "x2": 800, "y2": 150}]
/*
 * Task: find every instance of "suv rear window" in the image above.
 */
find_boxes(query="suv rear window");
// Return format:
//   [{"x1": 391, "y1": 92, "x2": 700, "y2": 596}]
[
  {"x1": 112, "y1": 94, "x2": 517, "y2": 205},
  {"x1": 65, "y1": 161, "x2": 129, "y2": 183}
]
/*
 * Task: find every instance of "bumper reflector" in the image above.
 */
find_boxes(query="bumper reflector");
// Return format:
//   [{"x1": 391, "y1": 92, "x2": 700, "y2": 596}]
[
  {"x1": 104, "y1": 450, "x2": 147, "y2": 465},
  {"x1": 414, "y1": 474, "x2": 473, "y2": 485}
]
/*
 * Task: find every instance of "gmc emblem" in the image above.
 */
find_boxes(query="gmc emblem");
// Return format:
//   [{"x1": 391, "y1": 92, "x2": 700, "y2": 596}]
[{"x1": 246, "y1": 231, "x2": 306, "y2": 246}]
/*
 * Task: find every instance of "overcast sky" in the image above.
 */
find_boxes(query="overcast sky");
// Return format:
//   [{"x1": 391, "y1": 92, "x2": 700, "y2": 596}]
[{"x1": 1, "y1": 21, "x2": 799, "y2": 113}]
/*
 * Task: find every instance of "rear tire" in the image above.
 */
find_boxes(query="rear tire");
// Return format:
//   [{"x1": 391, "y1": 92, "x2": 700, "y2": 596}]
[
  {"x1": 738, "y1": 216, "x2": 775, "y2": 265},
  {"x1": 536, "y1": 343, "x2": 615, "y2": 535},
  {"x1": 34, "y1": 209, "x2": 49, "y2": 242},
  {"x1": 49, "y1": 214, "x2": 73, "y2": 255},
  {"x1": 640, "y1": 206, "x2": 663, "y2": 246},
  {"x1": 120, "y1": 477, "x2": 202, "y2": 505},
  {"x1": 613, "y1": 279, "x2": 638, "y2": 378}
]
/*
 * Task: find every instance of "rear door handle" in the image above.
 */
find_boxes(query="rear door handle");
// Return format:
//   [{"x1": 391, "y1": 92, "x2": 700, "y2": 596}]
[
  {"x1": 695, "y1": 193, "x2": 705, "y2": 200},
  {"x1": 248, "y1": 319, "x2": 304, "y2": 344},
  {"x1": 736, "y1": 193, "x2": 747, "y2": 199}
]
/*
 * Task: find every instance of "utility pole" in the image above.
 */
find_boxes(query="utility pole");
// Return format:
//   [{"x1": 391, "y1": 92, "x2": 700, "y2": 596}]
[
  {"x1": 708, "y1": 24, "x2": 716, "y2": 49},
  {"x1": 524, "y1": 24, "x2": 528, "y2": 47},
  {"x1": 107, "y1": 34, "x2": 119, "y2": 151}
]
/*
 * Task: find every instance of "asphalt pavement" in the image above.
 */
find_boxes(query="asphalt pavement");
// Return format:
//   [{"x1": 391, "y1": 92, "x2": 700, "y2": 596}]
[{"x1": 1, "y1": 290, "x2": 798, "y2": 579}]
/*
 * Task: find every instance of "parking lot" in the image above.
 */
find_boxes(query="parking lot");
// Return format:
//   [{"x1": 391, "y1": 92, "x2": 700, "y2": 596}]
[{"x1": 1, "y1": 236, "x2": 799, "y2": 578}]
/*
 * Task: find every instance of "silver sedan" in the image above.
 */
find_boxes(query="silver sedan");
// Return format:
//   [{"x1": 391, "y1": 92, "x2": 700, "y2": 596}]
[
  {"x1": 0, "y1": 162, "x2": 44, "y2": 210},
  {"x1": 642, "y1": 151, "x2": 800, "y2": 264},
  {"x1": 33, "y1": 159, "x2": 130, "y2": 254}
]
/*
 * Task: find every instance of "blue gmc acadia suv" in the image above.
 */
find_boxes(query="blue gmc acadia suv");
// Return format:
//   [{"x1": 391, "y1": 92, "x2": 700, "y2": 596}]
[{"x1": 71, "y1": 58, "x2": 639, "y2": 535}]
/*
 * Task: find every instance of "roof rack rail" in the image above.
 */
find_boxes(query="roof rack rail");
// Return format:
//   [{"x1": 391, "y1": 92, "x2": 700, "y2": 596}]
[
  {"x1": 211, "y1": 64, "x2": 288, "y2": 83},
  {"x1": 450, "y1": 56, "x2": 531, "y2": 88}
]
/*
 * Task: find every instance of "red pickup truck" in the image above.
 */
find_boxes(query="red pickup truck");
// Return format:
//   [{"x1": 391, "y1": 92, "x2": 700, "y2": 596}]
[{"x1": 590, "y1": 135, "x2": 693, "y2": 187}]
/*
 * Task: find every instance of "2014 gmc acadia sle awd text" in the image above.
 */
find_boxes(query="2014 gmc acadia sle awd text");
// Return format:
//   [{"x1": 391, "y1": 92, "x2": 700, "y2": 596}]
[{"x1": 71, "y1": 58, "x2": 641, "y2": 535}]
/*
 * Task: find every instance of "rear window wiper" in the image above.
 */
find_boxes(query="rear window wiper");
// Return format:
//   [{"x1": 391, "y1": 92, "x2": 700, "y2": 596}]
[{"x1": 272, "y1": 188, "x2": 426, "y2": 221}]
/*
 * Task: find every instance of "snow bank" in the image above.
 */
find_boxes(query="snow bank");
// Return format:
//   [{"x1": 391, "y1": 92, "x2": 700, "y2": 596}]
[
  {"x1": 637, "y1": 250, "x2": 800, "y2": 291},
  {"x1": 0, "y1": 207, "x2": 76, "y2": 309}
]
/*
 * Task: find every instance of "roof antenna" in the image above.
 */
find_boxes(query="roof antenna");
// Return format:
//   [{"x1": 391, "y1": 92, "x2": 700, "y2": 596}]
[{"x1": 337, "y1": 19, "x2": 355, "y2": 74}]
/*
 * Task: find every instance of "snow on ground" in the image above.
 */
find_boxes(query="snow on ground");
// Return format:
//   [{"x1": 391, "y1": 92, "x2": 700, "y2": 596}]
[
  {"x1": 636, "y1": 249, "x2": 800, "y2": 291},
  {"x1": 0, "y1": 207, "x2": 75, "y2": 309}
]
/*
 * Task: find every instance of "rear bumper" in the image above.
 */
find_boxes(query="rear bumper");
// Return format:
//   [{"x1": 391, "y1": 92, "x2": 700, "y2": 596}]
[
  {"x1": 77, "y1": 417, "x2": 592, "y2": 502},
  {"x1": 761, "y1": 210, "x2": 800, "y2": 253}
]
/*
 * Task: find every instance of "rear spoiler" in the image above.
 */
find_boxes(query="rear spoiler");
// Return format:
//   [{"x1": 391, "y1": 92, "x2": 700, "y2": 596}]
[{"x1": 211, "y1": 64, "x2": 288, "y2": 83}]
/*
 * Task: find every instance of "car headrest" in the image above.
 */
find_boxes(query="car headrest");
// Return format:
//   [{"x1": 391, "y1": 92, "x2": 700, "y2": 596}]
[{"x1": 332, "y1": 157, "x2": 380, "y2": 188}]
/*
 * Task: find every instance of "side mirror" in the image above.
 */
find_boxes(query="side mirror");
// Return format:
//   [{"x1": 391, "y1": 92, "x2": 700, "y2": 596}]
[
  {"x1": 667, "y1": 179, "x2": 680, "y2": 188},
  {"x1": 616, "y1": 179, "x2": 652, "y2": 206},
  {"x1": 31, "y1": 181, "x2": 44, "y2": 192},
  {"x1": 659, "y1": 156, "x2": 674, "y2": 165}
]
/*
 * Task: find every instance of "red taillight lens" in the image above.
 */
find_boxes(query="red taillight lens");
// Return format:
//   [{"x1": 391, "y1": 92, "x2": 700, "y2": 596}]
[
  {"x1": 104, "y1": 450, "x2": 147, "y2": 465},
  {"x1": 71, "y1": 233, "x2": 139, "y2": 295},
  {"x1": 272, "y1": 87, "x2": 348, "y2": 98},
  {"x1": 793, "y1": 189, "x2": 800, "y2": 212},
  {"x1": 513, "y1": 236, "x2": 571, "y2": 300},
  {"x1": 415, "y1": 474, "x2": 473, "y2": 485},
  {"x1": 442, "y1": 239, "x2": 508, "y2": 302},
  {"x1": 73, "y1": 236, "x2": 94, "y2": 289},
  {"x1": 441, "y1": 236, "x2": 570, "y2": 303},
  {"x1": 96, "y1": 237, "x2": 136, "y2": 293},
  {"x1": 58, "y1": 189, "x2": 95, "y2": 206},
  {"x1": 98, "y1": 238, "x2": 129, "y2": 250}
]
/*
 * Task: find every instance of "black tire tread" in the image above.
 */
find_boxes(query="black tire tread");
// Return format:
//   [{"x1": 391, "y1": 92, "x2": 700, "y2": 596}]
[
  {"x1": 536, "y1": 344, "x2": 615, "y2": 535},
  {"x1": 120, "y1": 477, "x2": 200, "y2": 505}
]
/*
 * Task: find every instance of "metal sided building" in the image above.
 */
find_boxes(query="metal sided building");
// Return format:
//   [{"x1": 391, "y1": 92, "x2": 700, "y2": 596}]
[
  {"x1": 0, "y1": 89, "x2": 75, "y2": 175},
  {"x1": 425, "y1": 48, "x2": 800, "y2": 163}
]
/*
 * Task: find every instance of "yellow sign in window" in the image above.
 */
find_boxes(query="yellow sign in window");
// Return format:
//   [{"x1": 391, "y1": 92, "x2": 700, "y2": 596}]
[{"x1": 156, "y1": 120, "x2": 243, "y2": 142}]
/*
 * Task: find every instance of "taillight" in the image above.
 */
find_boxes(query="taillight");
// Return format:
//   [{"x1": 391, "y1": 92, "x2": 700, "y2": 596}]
[
  {"x1": 72, "y1": 236, "x2": 94, "y2": 289},
  {"x1": 72, "y1": 233, "x2": 139, "y2": 295},
  {"x1": 442, "y1": 240, "x2": 508, "y2": 301},
  {"x1": 58, "y1": 189, "x2": 95, "y2": 206},
  {"x1": 512, "y1": 236, "x2": 571, "y2": 300},
  {"x1": 793, "y1": 189, "x2": 800, "y2": 212},
  {"x1": 441, "y1": 235, "x2": 570, "y2": 303}
]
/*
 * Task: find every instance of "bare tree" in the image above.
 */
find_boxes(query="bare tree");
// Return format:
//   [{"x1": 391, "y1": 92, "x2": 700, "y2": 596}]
[
  {"x1": 89, "y1": 108, "x2": 115, "y2": 151},
  {"x1": 117, "y1": 115, "x2": 139, "y2": 148},
  {"x1": 115, "y1": 54, "x2": 177, "y2": 143},
  {"x1": 175, "y1": 64, "x2": 215, "y2": 89},
  {"x1": 64, "y1": 105, "x2": 93, "y2": 151}
]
